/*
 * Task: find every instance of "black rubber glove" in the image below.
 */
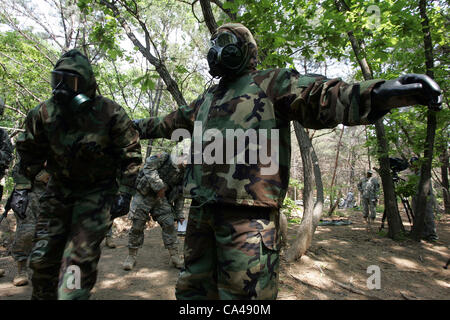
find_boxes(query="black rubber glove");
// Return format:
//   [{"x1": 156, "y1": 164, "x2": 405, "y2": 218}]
[
  {"x1": 110, "y1": 193, "x2": 132, "y2": 219},
  {"x1": 11, "y1": 189, "x2": 29, "y2": 220},
  {"x1": 372, "y1": 74, "x2": 442, "y2": 111}
]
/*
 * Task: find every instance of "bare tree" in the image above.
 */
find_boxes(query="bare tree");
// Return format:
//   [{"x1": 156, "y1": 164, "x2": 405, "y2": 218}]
[
  {"x1": 286, "y1": 122, "x2": 324, "y2": 262},
  {"x1": 411, "y1": 0, "x2": 439, "y2": 240}
]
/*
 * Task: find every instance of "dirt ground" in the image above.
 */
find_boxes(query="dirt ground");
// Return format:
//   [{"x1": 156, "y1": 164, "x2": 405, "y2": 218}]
[{"x1": 0, "y1": 208, "x2": 449, "y2": 300}]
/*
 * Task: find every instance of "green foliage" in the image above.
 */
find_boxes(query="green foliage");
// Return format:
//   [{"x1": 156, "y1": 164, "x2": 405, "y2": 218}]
[
  {"x1": 0, "y1": 30, "x2": 54, "y2": 129},
  {"x1": 281, "y1": 196, "x2": 298, "y2": 216},
  {"x1": 289, "y1": 178, "x2": 303, "y2": 189},
  {"x1": 395, "y1": 174, "x2": 419, "y2": 198}
]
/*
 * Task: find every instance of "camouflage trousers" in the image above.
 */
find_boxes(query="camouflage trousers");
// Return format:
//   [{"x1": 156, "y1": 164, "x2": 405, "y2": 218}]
[
  {"x1": 128, "y1": 192, "x2": 177, "y2": 250},
  {"x1": 361, "y1": 197, "x2": 377, "y2": 219},
  {"x1": 175, "y1": 202, "x2": 280, "y2": 300},
  {"x1": 11, "y1": 182, "x2": 46, "y2": 262},
  {"x1": 29, "y1": 187, "x2": 114, "y2": 300}
]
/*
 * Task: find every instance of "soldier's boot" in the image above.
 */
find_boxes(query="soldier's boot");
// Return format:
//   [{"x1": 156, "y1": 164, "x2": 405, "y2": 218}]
[
  {"x1": 105, "y1": 236, "x2": 116, "y2": 249},
  {"x1": 122, "y1": 248, "x2": 138, "y2": 271},
  {"x1": 13, "y1": 261, "x2": 29, "y2": 286},
  {"x1": 0, "y1": 268, "x2": 4, "y2": 277},
  {"x1": 168, "y1": 248, "x2": 184, "y2": 269}
]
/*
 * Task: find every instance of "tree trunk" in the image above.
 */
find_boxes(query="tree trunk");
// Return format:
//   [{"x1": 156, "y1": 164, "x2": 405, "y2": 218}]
[
  {"x1": 411, "y1": 0, "x2": 438, "y2": 240},
  {"x1": 335, "y1": 0, "x2": 404, "y2": 238},
  {"x1": 100, "y1": 0, "x2": 187, "y2": 107},
  {"x1": 286, "y1": 122, "x2": 324, "y2": 262},
  {"x1": 199, "y1": 0, "x2": 218, "y2": 34},
  {"x1": 374, "y1": 120, "x2": 405, "y2": 237},
  {"x1": 440, "y1": 146, "x2": 450, "y2": 214},
  {"x1": 328, "y1": 127, "x2": 344, "y2": 215}
]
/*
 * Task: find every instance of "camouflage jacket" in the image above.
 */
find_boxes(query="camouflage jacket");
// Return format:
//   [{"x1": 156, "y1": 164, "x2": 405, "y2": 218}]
[
  {"x1": 0, "y1": 128, "x2": 13, "y2": 174},
  {"x1": 15, "y1": 96, "x2": 142, "y2": 195},
  {"x1": 135, "y1": 68, "x2": 387, "y2": 208},
  {"x1": 136, "y1": 152, "x2": 185, "y2": 214},
  {"x1": 358, "y1": 177, "x2": 380, "y2": 200}
]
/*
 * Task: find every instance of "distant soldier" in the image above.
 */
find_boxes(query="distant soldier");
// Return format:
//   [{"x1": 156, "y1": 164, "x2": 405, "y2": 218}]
[
  {"x1": 0, "y1": 97, "x2": 13, "y2": 279},
  {"x1": 123, "y1": 152, "x2": 186, "y2": 270},
  {"x1": 14, "y1": 49, "x2": 142, "y2": 299},
  {"x1": 10, "y1": 161, "x2": 50, "y2": 286},
  {"x1": 338, "y1": 197, "x2": 345, "y2": 209},
  {"x1": 345, "y1": 190, "x2": 355, "y2": 208},
  {"x1": 358, "y1": 170, "x2": 380, "y2": 222}
]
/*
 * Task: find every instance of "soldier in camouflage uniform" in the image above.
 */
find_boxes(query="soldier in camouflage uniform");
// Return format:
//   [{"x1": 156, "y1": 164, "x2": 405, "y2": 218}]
[
  {"x1": 133, "y1": 23, "x2": 442, "y2": 299},
  {"x1": 10, "y1": 161, "x2": 50, "y2": 286},
  {"x1": 358, "y1": 170, "x2": 380, "y2": 222},
  {"x1": 0, "y1": 97, "x2": 13, "y2": 279},
  {"x1": 123, "y1": 152, "x2": 186, "y2": 270},
  {"x1": 14, "y1": 49, "x2": 142, "y2": 299}
]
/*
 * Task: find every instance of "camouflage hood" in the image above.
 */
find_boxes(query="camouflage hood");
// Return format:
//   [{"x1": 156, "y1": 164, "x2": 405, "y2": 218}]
[
  {"x1": 54, "y1": 49, "x2": 97, "y2": 98},
  {"x1": 215, "y1": 23, "x2": 258, "y2": 75}
]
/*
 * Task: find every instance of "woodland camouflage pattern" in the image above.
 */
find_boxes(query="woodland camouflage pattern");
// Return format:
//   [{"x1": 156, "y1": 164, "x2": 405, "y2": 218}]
[
  {"x1": 176, "y1": 203, "x2": 279, "y2": 299},
  {"x1": 15, "y1": 49, "x2": 142, "y2": 300},
  {"x1": 128, "y1": 152, "x2": 185, "y2": 250},
  {"x1": 14, "y1": 94, "x2": 142, "y2": 194},
  {"x1": 135, "y1": 70, "x2": 387, "y2": 209}
]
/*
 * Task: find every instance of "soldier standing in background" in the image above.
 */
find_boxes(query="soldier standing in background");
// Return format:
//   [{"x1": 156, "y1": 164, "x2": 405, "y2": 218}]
[
  {"x1": 358, "y1": 170, "x2": 380, "y2": 223},
  {"x1": 14, "y1": 49, "x2": 142, "y2": 299},
  {"x1": 123, "y1": 152, "x2": 186, "y2": 271},
  {"x1": 133, "y1": 23, "x2": 441, "y2": 300},
  {"x1": 345, "y1": 190, "x2": 355, "y2": 208},
  {"x1": 0, "y1": 97, "x2": 14, "y2": 279}
]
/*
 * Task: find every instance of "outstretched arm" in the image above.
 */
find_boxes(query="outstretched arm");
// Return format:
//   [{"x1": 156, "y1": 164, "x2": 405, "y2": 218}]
[
  {"x1": 133, "y1": 96, "x2": 204, "y2": 140},
  {"x1": 255, "y1": 69, "x2": 442, "y2": 129}
]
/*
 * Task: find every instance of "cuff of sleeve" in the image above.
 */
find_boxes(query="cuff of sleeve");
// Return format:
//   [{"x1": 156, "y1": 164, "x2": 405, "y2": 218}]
[
  {"x1": 15, "y1": 175, "x2": 32, "y2": 190},
  {"x1": 357, "y1": 79, "x2": 387, "y2": 124},
  {"x1": 15, "y1": 183, "x2": 32, "y2": 190}
]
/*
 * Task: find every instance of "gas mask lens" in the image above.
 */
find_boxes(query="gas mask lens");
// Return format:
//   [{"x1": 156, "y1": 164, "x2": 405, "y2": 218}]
[
  {"x1": 210, "y1": 32, "x2": 238, "y2": 48},
  {"x1": 50, "y1": 71, "x2": 84, "y2": 92}
]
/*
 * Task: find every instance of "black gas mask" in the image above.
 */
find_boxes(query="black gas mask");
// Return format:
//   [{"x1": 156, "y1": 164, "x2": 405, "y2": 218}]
[
  {"x1": 51, "y1": 70, "x2": 91, "y2": 111},
  {"x1": 207, "y1": 31, "x2": 248, "y2": 78}
]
